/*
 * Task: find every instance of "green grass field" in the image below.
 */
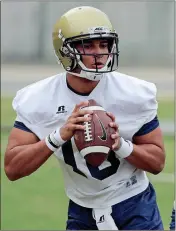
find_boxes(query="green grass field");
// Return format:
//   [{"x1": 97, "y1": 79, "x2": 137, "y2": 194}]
[{"x1": 1, "y1": 97, "x2": 174, "y2": 230}]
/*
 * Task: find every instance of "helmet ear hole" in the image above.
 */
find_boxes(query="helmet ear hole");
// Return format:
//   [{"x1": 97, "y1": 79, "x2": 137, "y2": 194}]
[{"x1": 59, "y1": 49, "x2": 66, "y2": 57}]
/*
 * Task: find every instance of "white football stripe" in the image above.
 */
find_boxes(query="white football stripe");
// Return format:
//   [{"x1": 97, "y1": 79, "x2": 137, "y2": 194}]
[
  {"x1": 80, "y1": 146, "x2": 110, "y2": 157},
  {"x1": 81, "y1": 106, "x2": 105, "y2": 111}
]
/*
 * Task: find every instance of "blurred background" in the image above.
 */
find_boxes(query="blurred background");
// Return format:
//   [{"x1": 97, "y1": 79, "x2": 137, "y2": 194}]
[{"x1": 1, "y1": 1, "x2": 174, "y2": 230}]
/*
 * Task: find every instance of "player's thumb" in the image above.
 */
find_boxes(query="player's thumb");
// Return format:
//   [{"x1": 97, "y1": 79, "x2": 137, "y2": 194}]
[{"x1": 74, "y1": 101, "x2": 89, "y2": 112}]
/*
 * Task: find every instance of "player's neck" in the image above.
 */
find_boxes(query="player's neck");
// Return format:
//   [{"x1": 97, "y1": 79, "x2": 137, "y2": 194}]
[{"x1": 66, "y1": 73, "x2": 99, "y2": 95}]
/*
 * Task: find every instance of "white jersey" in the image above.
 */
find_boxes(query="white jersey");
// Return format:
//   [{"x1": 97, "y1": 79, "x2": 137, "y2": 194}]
[{"x1": 12, "y1": 71, "x2": 157, "y2": 208}]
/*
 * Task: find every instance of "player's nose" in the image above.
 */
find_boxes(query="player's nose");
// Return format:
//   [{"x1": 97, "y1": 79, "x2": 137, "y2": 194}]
[{"x1": 92, "y1": 44, "x2": 104, "y2": 55}]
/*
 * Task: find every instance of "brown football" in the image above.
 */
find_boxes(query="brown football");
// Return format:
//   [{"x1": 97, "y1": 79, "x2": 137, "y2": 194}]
[{"x1": 74, "y1": 99, "x2": 115, "y2": 167}]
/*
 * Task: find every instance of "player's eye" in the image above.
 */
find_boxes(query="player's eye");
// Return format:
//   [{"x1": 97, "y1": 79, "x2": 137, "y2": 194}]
[
  {"x1": 83, "y1": 44, "x2": 92, "y2": 49},
  {"x1": 100, "y1": 43, "x2": 108, "y2": 49}
]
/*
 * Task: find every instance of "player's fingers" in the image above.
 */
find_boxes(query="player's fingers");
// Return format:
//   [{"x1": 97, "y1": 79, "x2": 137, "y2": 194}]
[
  {"x1": 72, "y1": 101, "x2": 89, "y2": 113},
  {"x1": 68, "y1": 123, "x2": 85, "y2": 131},
  {"x1": 106, "y1": 112, "x2": 116, "y2": 122},
  {"x1": 112, "y1": 138, "x2": 121, "y2": 150},
  {"x1": 72, "y1": 109, "x2": 93, "y2": 118},
  {"x1": 68, "y1": 116, "x2": 91, "y2": 124},
  {"x1": 111, "y1": 132, "x2": 120, "y2": 139},
  {"x1": 109, "y1": 122, "x2": 119, "y2": 130},
  {"x1": 79, "y1": 109, "x2": 94, "y2": 116}
]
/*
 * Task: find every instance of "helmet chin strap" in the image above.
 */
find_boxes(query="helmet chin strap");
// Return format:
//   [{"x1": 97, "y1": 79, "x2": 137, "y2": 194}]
[{"x1": 67, "y1": 70, "x2": 104, "y2": 81}]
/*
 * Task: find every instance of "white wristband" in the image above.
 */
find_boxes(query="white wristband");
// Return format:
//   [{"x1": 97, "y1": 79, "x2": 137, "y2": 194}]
[
  {"x1": 50, "y1": 128, "x2": 65, "y2": 147},
  {"x1": 115, "y1": 137, "x2": 133, "y2": 159},
  {"x1": 45, "y1": 136, "x2": 58, "y2": 152},
  {"x1": 45, "y1": 128, "x2": 65, "y2": 152}
]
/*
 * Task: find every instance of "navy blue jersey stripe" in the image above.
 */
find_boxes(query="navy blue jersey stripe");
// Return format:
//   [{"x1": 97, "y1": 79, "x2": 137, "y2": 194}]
[
  {"x1": 134, "y1": 116, "x2": 159, "y2": 136},
  {"x1": 14, "y1": 121, "x2": 33, "y2": 133}
]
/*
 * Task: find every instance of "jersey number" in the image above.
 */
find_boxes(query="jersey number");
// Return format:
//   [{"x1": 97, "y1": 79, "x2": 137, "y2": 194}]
[{"x1": 62, "y1": 140, "x2": 120, "y2": 180}]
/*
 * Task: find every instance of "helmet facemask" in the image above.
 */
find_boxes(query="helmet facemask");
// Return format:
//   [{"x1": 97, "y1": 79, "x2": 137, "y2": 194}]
[{"x1": 57, "y1": 31, "x2": 119, "y2": 81}]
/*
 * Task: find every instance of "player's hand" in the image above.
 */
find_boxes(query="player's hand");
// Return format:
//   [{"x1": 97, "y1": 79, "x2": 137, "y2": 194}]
[
  {"x1": 60, "y1": 101, "x2": 93, "y2": 141},
  {"x1": 107, "y1": 112, "x2": 121, "y2": 150}
]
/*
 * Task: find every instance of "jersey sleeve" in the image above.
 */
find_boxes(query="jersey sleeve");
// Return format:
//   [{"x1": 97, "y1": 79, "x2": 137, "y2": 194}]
[
  {"x1": 139, "y1": 81, "x2": 158, "y2": 124},
  {"x1": 11, "y1": 74, "x2": 63, "y2": 140},
  {"x1": 134, "y1": 116, "x2": 159, "y2": 136},
  {"x1": 12, "y1": 86, "x2": 41, "y2": 135},
  {"x1": 135, "y1": 81, "x2": 160, "y2": 136},
  {"x1": 14, "y1": 121, "x2": 33, "y2": 133},
  {"x1": 12, "y1": 88, "x2": 32, "y2": 126}
]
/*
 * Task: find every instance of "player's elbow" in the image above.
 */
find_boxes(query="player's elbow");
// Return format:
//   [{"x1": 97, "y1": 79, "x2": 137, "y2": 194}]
[
  {"x1": 4, "y1": 166, "x2": 21, "y2": 181},
  {"x1": 151, "y1": 158, "x2": 165, "y2": 175},
  {"x1": 152, "y1": 149, "x2": 166, "y2": 175},
  {"x1": 151, "y1": 165, "x2": 164, "y2": 175}
]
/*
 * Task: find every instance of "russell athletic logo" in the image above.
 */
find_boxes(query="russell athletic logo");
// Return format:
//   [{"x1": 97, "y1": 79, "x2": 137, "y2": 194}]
[{"x1": 56, "y1": 106, "x2": 67, "y2": 114}]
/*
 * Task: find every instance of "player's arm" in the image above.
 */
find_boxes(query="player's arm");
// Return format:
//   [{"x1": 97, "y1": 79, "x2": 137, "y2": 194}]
[
  {"x1": 126, "y1": 126, "x2": 165, "y2": 174},
  {"x1": 109, "y1": 114, "x2": 165, "y2": 175},
  {"x1": 4, "y1": 102, "x2": 93, "y2": 181},
  {"x1": 4, "y1": 127, "x2": 54, "y2": 181}
]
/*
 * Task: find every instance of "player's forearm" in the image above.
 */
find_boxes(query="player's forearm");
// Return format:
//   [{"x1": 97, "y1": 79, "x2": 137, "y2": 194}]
[
  {"x1": 5, "y1": 140, "x2": 53, "y2": 181},
  {"x1": 125, "y1": 143, "x2": 165, "y2": 174}
]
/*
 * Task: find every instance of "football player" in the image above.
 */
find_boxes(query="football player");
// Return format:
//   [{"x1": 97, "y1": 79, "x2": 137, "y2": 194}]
[
  {"x1": 4, "y1": 6, "x2": 165, "y2": 230},
  {"x1": 170, "y1": 201, "x2": 175, "y2": 230}
]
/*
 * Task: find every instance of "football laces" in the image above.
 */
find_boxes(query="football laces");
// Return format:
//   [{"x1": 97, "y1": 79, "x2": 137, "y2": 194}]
[{"x1": 84, "y1": 115, "x2": 93, "y2": 142}]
